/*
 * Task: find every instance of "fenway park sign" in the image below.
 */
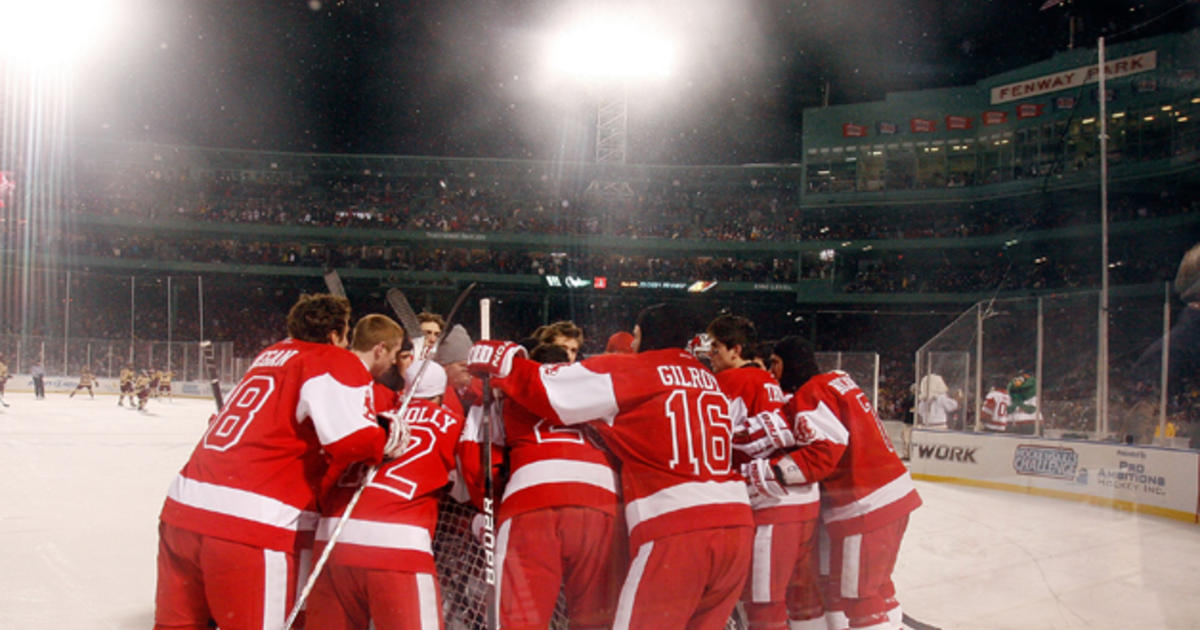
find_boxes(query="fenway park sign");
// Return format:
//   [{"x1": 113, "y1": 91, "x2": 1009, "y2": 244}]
[{"x1": 990, "y1": 50, "x2": 1156, "y2": 104}]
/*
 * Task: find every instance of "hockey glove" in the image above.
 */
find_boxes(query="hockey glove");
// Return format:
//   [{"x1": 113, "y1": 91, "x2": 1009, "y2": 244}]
[
  {"x1": 466, "y1": 340, "x2": 527, "y2": 379},
  {"x1": 733, "y1": 410, "x2": 797, "y2": 459},
  {"x1": 379, "y1": 411, "x2": 412, "y2": 460},
  {"x1": 740, "y1": 458, "x2": 788, "y2": 499}
]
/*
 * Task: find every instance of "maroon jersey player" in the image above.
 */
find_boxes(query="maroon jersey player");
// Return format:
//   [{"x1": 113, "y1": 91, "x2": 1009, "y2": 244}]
[{"x1": 470, "y1": 303, "x2": 753, "y2": 630}]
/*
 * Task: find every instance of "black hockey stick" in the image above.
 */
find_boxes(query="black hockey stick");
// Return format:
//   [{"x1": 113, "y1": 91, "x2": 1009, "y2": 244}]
[
  {"x1": 323, "y1": 268, "x2": 347, "y2": 298},
  {"x1": 477, "y1": 297, "x2": 499, "y2": 630},
  {"x1": 903, "y1": 612, "x2": 942, "y2": 630},
  {"x1": 283, "y1": 282, "x2": 478, "y2": 630},
  {"x1": 385, "y1": 287, "x2": 423, "y2": 345},
  {"x1": 198, "y1": 340, "x2": 223, "y2": 411}
]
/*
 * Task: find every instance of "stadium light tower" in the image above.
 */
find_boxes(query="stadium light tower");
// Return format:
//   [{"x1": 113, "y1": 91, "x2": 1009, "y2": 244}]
[{"x1": 543, "y1": 8, "x2": 676, "y2": 199}]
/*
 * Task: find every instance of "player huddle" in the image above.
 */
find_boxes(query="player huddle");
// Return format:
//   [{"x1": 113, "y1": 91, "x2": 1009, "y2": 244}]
[{"x1": 153, "y1": 293, "x2": 919, "y2": 630}]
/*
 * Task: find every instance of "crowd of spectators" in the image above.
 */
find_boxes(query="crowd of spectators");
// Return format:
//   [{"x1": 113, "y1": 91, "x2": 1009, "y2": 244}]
[
  {"x1": 69, "y1": 159, "x2": 1196, "y2": 243},
  {"x1": 4, "y1": 149, "x2": 1194, "y2": 436}
]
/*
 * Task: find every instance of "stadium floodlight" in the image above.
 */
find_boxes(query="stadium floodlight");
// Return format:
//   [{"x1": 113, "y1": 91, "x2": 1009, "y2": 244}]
[
  {"x1": 0, "y1": 0, "x2": 124, "y2": 68},
  {"x1": 544, "y1": 11, "x2": 676, "y2": 81}
]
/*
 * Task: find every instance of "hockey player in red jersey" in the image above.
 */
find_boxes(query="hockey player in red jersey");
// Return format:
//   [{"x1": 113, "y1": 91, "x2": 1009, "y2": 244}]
[
  {"x1": 308, "y1": 359, "x2": 474, "y2": 630},
  {"x1": 469, "y1": 303, "x2": 754, "y2": 630},
  {"x1": 708, "y1": 315, "x2": 820, "y2": 630},
  {"x1": 154, "y1": 297, "x2": 406, "y2": 630},
  {"x1": 494, "y1": 342, "x2": 623, "y2": 630},
  {"x1": 741, "y1": 337, "x2": 921, "y2": 630}
]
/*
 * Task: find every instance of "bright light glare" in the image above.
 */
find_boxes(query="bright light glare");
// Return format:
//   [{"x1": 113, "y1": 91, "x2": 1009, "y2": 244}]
[
  {"x1": 0, "y1": 0, "x2": 122, "y2": 68},
  {"x1": 546, "y1": 13, "x2": 676, "y2": 80}
]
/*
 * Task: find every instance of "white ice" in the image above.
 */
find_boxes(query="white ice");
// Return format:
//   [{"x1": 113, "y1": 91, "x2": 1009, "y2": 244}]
[{"x1": 1, "y1": 390, "x2": 1198, "y2": 629}]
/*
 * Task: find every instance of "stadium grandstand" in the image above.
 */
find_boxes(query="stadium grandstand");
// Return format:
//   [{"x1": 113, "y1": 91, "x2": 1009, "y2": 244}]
[{"x1": 1, "y1": 27, "x2": 1197, "y2": 441}]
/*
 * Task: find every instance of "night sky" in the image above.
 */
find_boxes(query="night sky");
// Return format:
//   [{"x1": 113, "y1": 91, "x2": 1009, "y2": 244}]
[{"x1": 77, "y1": 0, "x2": 1198, "y2": 164}]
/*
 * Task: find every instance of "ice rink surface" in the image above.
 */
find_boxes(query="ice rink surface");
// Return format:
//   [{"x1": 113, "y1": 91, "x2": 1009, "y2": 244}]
[{"x1": 2, "y1": 390, "x2": 1198, "y2": 629}]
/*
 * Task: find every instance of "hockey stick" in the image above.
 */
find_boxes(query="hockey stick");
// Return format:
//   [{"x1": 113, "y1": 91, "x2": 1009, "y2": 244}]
[
  {"x1": 478, "y1": 297, "x2": 498, "y2": 630},
  {"x1": 198, "y1": 340, "x2": 223, "y2": 411},
  {"x1": 385, "y1": 287, "x2": 423, "y2": 346},
  {"x1": 323, "y1": 268, "x2": 347, "y2": 298},
  {"x1": 902, "y1": 613, "x2": 942, "y2": 630},
  {"x1": 283, "y1": 282, "x2": 478, "y2": 630}
]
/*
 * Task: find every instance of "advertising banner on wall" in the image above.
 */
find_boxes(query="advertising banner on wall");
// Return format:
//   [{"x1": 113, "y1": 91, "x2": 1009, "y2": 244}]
[{"x1": 908, "y1": 429, "x2": 1200, "y2": 523}]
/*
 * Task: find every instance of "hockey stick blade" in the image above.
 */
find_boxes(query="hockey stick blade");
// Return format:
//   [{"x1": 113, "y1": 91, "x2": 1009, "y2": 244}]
[
  {"x1": 199, "y1": 340, "x2": 224, "y2": 411},
  {"x1": 385, "y1": 287, "x2": 423, "y2": 343},
  {"x1": 323, "y1": 268, "x2": 347, "y2": 298},
  {"x1": 902, "y1": 612, "x2": 942, "y2": 630},
  {"x1": 283, "y1": 281, "x2": 478, "y2": 630}
]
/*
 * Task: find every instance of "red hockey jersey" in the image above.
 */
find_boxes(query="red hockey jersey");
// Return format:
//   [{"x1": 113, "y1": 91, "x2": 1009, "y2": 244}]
[
  {"x1": 718, "y1": 366, "x2": 819, "y2": 522},
  {"x1": 498, "y1": 399, "x2": 618, "y2": 524},
  {"x1": 160, "y1": 339, "x2": 386, "y2": 552},
  {"x1": 773, "y1": 370, "x2": 920, "y2": 536},
  {"x1": 316, "y1": 398, "x2": 468, "y2": 573},
  {"x1": 496, "y1": 348, "x2": 752, "y2": 549}
]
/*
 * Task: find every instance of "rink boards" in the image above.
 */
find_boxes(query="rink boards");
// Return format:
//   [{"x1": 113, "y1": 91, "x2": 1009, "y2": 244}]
[
  {"x1": 909, "y1": 428, "x2": 1200, "y2": 524},
  {"x1": 2, "y1": 375, "x2": 232, "y2": 399}
]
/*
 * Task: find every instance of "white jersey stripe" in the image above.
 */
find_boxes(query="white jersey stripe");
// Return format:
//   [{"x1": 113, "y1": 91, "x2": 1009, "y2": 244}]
[
  {"x1": 751, "y1": 524, "x2": 774, "y2": 602},
  {"x1": 502, "y1": 459, "x2": 617, "y2": 501},
  {"x1": 613, "y1": 541, "x2": 653, "y2": 630},
  {"x1": 822, "y1": 472, "x2": 915, "y2": 524},
  {"x1": 495, "y1": 518, "x2": 511, "y2": 625},
  {"x1": 624, "y1": 480, "x2": 749, "y2": 532},
  {"x1": 296, "y1": 373, "x2": 374, "y2": 446},
  {"x1": 840, "y1": 533, "x2": 862, "y2": 599},
  {"x1": 540, "y1": 362, "x2": 619, "y2": 424},
  {"x1": 417, "y1": 572, "x2": 440, "y2": 629},
  {"x1": 262, "y1": 548, "x2": 288, "y2": 629},
  {"x1": 798, "y1": 401, "x2": 850, "y2": 445},
  {"x1": 168, "y1": 475, "x2": 319, "y2": 531},
  {"x1": 314, "y1": 517, "x2": 432, "y2": 553}
]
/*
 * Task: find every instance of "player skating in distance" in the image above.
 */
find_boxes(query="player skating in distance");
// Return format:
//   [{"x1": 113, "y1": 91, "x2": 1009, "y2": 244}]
[
  {"x1": 740, "y1": 337, "x2": 921, "y2": 630},
  {"x1": 68, "y1": 366, "x2": 98, "y2": 399},
  {"x1": 468, "y1": 303, "x2": 753, "y2": 630},
  {"x1": 134, "y1": 370, "x2": 153, "y2": 412},
  {"x1": 153, "y1": 295, "x2": 404, "y2": 630},
  {"x1": 117, "y1": 365, "x2": 135, "y2": 406},
  {"x1": 158, "y1": 369, "x2": 174, "y2": 402},
  {"x1": 708, "y1": 315, "x2": 821, "y2": 630}
]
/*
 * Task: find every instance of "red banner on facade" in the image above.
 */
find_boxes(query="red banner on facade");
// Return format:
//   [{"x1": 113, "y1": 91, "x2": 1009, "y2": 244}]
[
  {"x1": 842, "y1": 123, "x2": 868, "y2": 138},
  {"x1": 982, "y1": 110, "x2": 1008, "y2": 125},
  {"x1": 1016, "y1": 103, "x2": 1045, "y2": 119},
  {"x1": 945, "y1": 115, "x2": 972, "y2": 130},
  {"x1": 910, "y1": 118, "x2": 935, "y2": 133}
]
